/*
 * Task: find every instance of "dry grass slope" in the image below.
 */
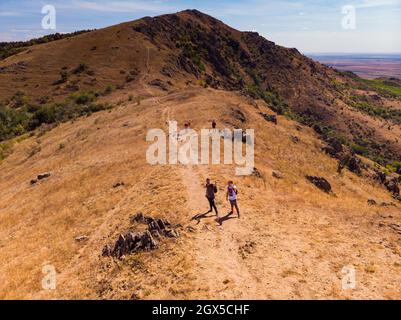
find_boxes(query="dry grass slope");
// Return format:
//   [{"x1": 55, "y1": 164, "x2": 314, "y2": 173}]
[{"x1": 1, "y1": 87, "x2": 401, "y2": 299}]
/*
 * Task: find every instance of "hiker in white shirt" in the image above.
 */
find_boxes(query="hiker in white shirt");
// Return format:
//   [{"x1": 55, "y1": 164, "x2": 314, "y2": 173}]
[{"x1": 226, "y1": 181, "x2": 240, "y2": 218}]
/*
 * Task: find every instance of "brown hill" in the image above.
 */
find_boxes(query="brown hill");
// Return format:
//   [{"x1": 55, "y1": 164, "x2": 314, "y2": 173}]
[
  {"x1": 0, "y1": 10, "x2": 401, "y2": 300},
  {"x1": 1, "y1": 10, "x2": 400, "y2": 166}
]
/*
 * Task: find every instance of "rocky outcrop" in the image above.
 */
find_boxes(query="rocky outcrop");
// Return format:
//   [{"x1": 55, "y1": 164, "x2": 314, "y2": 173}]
[
  {"x1": 251, "y1": 167, "x2": 263, "y2": 178},
  {"x1": 306, "y1": 175, "x2": 332, "y2": 193},
  {"x1": 259, "y1": 112, "x2": 277, "y2": 125},
  {"x1": 148, "y1": 79, "x2": 169, "y2": 91},
  {"x1": 103, "y1": 213, "x2": 179, "y2": 259},
  {"x1": 384, "y1": 175, "x2": 400, "y2": 196},
  {"x1": 272, "y1": 170, "x2": 284, "y2": 179}
]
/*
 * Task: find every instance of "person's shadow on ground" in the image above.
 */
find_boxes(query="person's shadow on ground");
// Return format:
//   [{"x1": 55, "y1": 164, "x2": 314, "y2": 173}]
[
  {"x1": 191, "y1": 211, "x2": 216, "y2": 224},
  {"x1": 216, "y1": 212, "x2": 237, "y2": 226}
]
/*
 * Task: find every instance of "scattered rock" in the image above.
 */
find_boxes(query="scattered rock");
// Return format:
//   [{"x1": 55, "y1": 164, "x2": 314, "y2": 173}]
[
  {"x1": 102, "y1": 244, "x2": 113, "y2": 257},
  {"x1": 259, "y1": 112, "x2": 277, "y2": 125},
  {"x1": 312, "y1": 124, "x2": 323, "y2": 134},
  {"x1": 389, "y1": 223, "x2": 401, "y2": 234},
  {"x1": 161, "y1": 65, "x2": 175, "y2": 78},
  {"x1": 252, "y1": 167, "x2": 263, "y2": 178},
  {"x1": 306, "y1": 175, "x2": 332, "y2": 193},
  {"x1": 113, "y1": 182, "x2": 125, "y2": 188},
  {"x1": 130, "y1": 292, "x2": 142, "y2": 300},
  {"x1": 130, "y1": 212, "x2": 145, "y2": 223},
  {"x1": 164, "y1": 229, "x2": 179, "y2": 238},
  {"x1": 30, "y1": 173, "x2": 51, "y2": 185},
  {"x1": 290, "y1": 135, "x2": 300, "y2": 143},
  {"x1": 239, "y1": 241, "x2": 256, "y2": 259},
  {"x1": 367, "y1": 199, "x2": 377, "y2": 206},
  {"x1": 148, "y1": 79, "x2": 168, "y2": 91},
  {"x1": 385, "y1": 176, "x2": 400, "y2": 193},
  {"x1": 37, "y1": 173, "x2": 51, "y2": 180},
  {"x1": 380, "y1": 202, "x2": 396, "y2": 207},
  {"x1": 393, "y1": 194, "x2": 401, "y2": 202},
  {"x1": 348, "y1": 156, "x2": 362, "y2": 174},
  {"x1": 374, "y1": 171, "x2": 387, "y2": 184},
  {"x1": 323, "y1": 138, "x2": 343, "y2": 157},
  {"x1": 232, "y1": 108, "x2": 247, "y2": 123},
  {"x1": 272, "y1": 170, "x2": 284, "y2": 179},
  {"x1": 75, "y1": 235, "x2": 89, "y2": 242}
]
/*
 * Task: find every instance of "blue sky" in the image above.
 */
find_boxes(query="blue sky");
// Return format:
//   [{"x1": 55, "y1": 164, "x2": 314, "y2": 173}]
[{"x1": 0, "y1": 0, "x2": 400, "y2": 53}]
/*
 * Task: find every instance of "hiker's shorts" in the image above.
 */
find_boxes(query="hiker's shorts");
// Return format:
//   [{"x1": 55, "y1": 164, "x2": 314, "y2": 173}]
[{"x1": 229, "y1": 199, "x2": 237, "y2": 205}]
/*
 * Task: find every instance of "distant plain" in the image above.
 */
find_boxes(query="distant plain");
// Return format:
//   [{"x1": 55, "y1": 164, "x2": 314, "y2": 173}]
[{"x1": 308, "y1": 54, "x2": 401, "y2": 79}]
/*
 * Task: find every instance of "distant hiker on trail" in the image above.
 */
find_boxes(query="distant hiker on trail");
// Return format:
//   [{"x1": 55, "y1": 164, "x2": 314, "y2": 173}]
[
  {"x1": 227, "y1": 181, "x2": 240, "y2": 218},
  {"x1": 205, "y1": 178, "x2": 218, "y2": 216}
]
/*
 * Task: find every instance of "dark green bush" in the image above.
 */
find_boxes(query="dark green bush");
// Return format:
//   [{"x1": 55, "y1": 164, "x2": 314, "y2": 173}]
[
  {"x1": 73, "y1": 63, "x2": 90, "y2": 74},
  {"x1": 0, "y1": 91, "x2": 110, "y2": 144}
]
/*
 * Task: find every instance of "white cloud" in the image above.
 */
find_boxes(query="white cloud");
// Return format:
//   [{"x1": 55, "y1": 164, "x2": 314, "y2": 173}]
[
  {"x1": 218, "y1": 0, "x2": 304, "y2": 16},
  {"x1": 71, "y1": 0, "x2": 174, "y2": 13},
  {"x1": 355, "y1": 0, "x2": 401, "y2": 8},
  {"x1": 0, "y1": 11, "x2": 21, "y2": 17}
]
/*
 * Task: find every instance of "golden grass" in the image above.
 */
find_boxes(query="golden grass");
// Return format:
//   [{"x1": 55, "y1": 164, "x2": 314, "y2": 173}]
[{"x1": 0, "y1": 88, "x2": 400, "y2": 300}]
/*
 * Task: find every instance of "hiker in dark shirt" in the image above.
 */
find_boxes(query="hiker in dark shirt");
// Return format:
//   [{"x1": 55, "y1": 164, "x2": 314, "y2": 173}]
[{"x1": 205, "y1": 178, "x2": 218, "y2": 216}]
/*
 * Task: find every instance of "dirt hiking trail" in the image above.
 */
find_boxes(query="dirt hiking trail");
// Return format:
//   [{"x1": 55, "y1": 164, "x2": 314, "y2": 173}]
[{"x1": 179, "y1": 164, "x2": 265, "y2": 299}]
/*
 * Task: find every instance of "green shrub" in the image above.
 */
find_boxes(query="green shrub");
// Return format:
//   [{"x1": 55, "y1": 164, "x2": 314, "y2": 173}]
[
  {"x1": 244, "y1": 85, "x2": 290, "y2": 115},
  {"x1": 0, "y1": 91, "x2": 110, "y2": 145},
  {"x1": 60, "y1": 70, "x2": 68, "y2": 83},
  {"x1": 177, "y1": 36, "x2": 205, "y2": 71},
  {"x1": 73, "y1": 62, "x2": 90, "y2": 74},
  {"x1": 350, "y1": 95, "x2": 401, "y2": 124},
  {"x1": 0, "y1": 141, "x2": 12, "y2": 161},
  {"x1": 103, "y1": 85, "x2": 115, "y2": 95},
  {"x1": 10, "y1": 91, "x2": 29, "y2": 108},
  {"x1": 354, "y1": 78, "x2": 401, "y2": 98},
  {"x1": 68, "y1": 91, "x2": 97, "y2": 105},
  {"x1": 351, "y1": 143, "x2": 368, "y2": 156}
]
